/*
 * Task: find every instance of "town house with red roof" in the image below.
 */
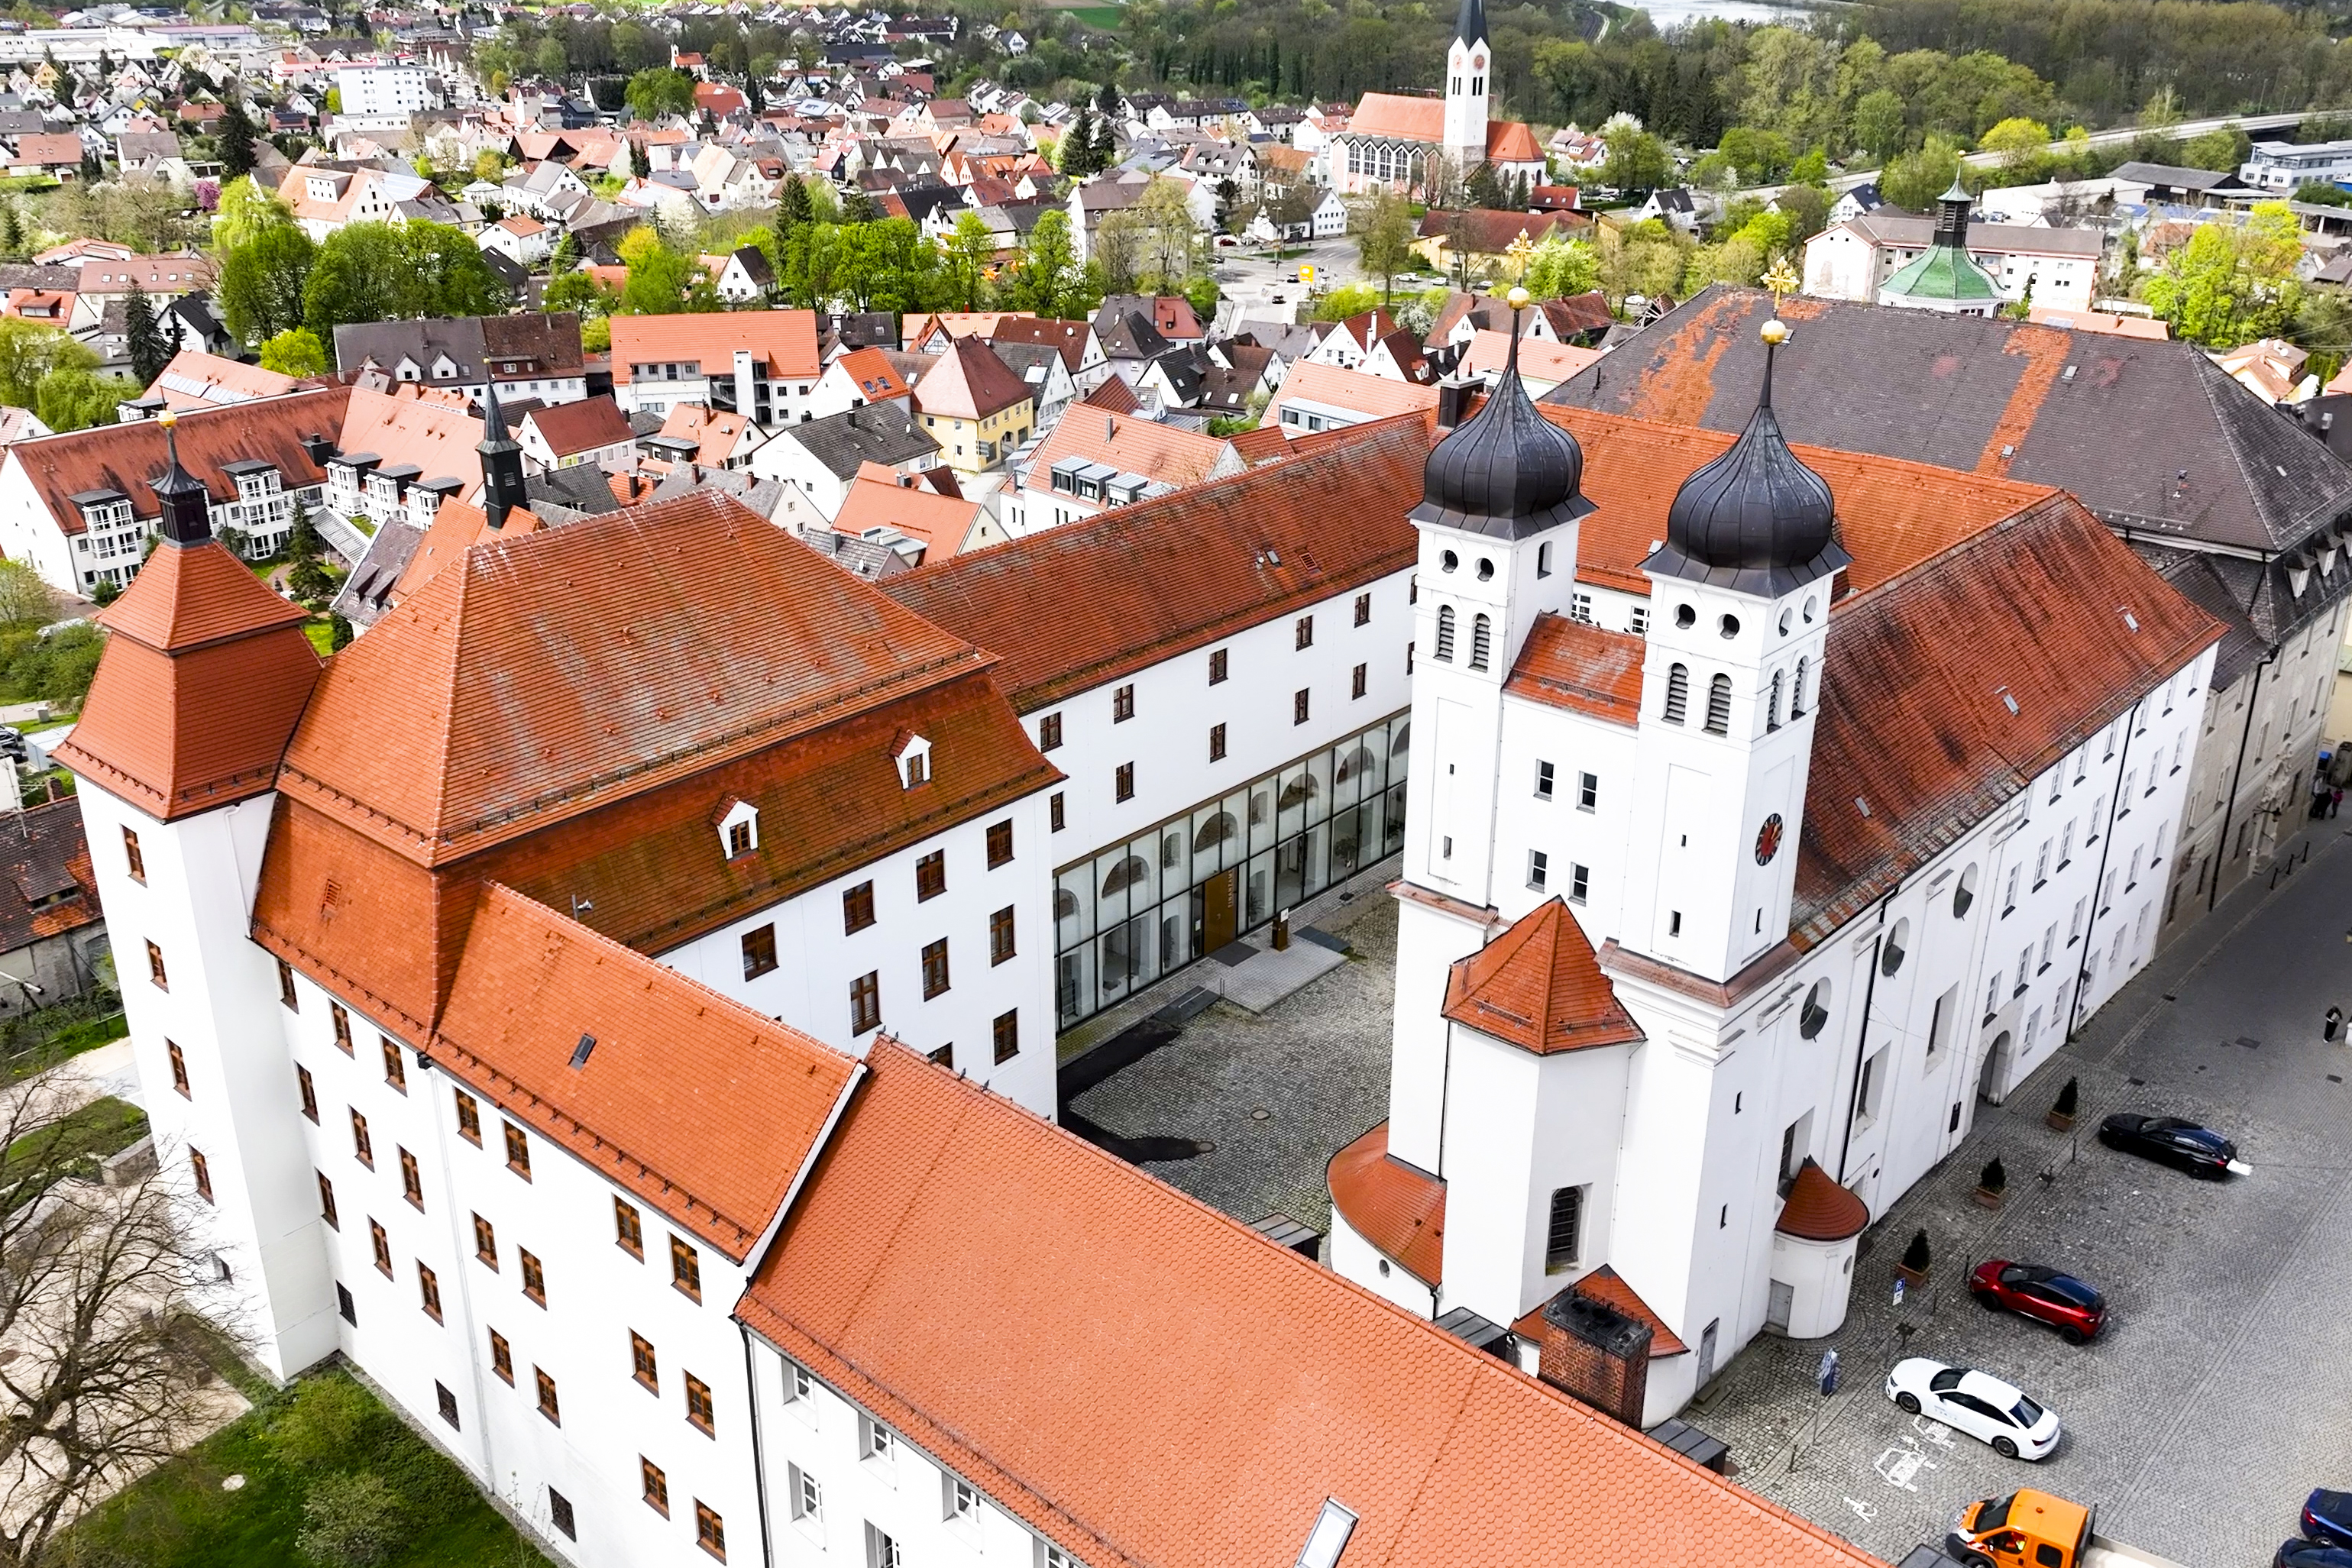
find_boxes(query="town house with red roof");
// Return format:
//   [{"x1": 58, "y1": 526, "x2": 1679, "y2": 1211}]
[
  {"x1": 610, "y1": 311, "x2": 824, "y2": 428},
  {"x1": 1328, "y1": 0, "x2": 1544, "y2": 199}
]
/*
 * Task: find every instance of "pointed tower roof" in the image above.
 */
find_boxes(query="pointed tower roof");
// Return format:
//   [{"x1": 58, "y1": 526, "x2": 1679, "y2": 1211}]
[
  {"x1": 1644, "y1": 316, "x2": 1851, "y2": 597},
  {"x1": 1880, "y1": 177, "x2": 2000, "y2": 307},
  {"x1": 1410, "y1": 289, "x2": 1591, "y2": 540},
  {"x1": 1453, "y1": 0, "x2": 1489, "y2": 48},
  {"x1": 1775, "y1": 1157, "x2": 1869, "y2": 1241},
  {"x1": 1442, "y1": 897, "x2": 1642, "y2": 1054},
  {"x1": 54, "y1": 413, "x2": 321, "y2": 820}
]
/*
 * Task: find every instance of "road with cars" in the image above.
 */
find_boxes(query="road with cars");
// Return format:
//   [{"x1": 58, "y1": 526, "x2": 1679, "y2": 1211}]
[{"x1": 1694, "y1": 819, "x2": 2352, "y2": 1568}]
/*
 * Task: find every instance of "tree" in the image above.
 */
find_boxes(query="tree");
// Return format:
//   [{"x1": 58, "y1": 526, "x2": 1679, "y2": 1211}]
[
  {"x1": 258, "y1": 325, "x2": 328, "y2": 376},
  {"x1": 0, "y1": 560, "x2": 57, "y2": 635},
  {"x1": 1852, "y1": 89, "x2": 1905, "y2": 165},
  {"x1": 1879, "y1": 134, "x2": 1964, "y2": 212},
  {"x1": 1095, "y1": 80, "x2": 1120, "y2": 118},
  {"x1": 123, "y1": 282, "x2": 168, "y2": 386},
  {"x1": 2181, "y1": 124, "x2": 2250, "y2": 173},
  {"x1": 2146, "y1": 202, "x2": 2304, "y2": 347},
  {"x1": 36, "y1": 367, "x2": 132, "y2": 432},
  {"x1": 398, "y1": 220, "x2": 508, "y2": 318},
  {"x1": 779, "y1": 174, "x2": 814, "y2": 234},
  {"x1": 1312, "y1": 283, "x2": 1380, "y2": 322},
  {"x1": 212, "y1": 174, "x2": 294, "y2": 251},
  {"x1": 1522, "y1": 235, "x2": 1600, "y2": 300},
  {"x1": 1354, "y1": 188, "x2": 1415, "y2": 306},
  {"x1": 841, "y1": 184, "x2": 877, "y2": 224},
  {"x1": 541, "y1": 269, "x2": 612, "y2": 317},
  {"x1": 218, "y1": 223, "x2": 315, "y2": 344},
  {"x1": 532, "y1": 37, "x2": 568, "y2": 80},
  {"x1": 549, "y1": 228, "x2": 581, "y2": 273},
  {"x1": 1061, "y1": 105, "x2": 1102, "y2": 176},
  {"x1": 1134, "y1": 176, "x2": 1199, "y2": 287},
  {"x1": 616, "y1": 225, "x2": 719, "y2": 314},
  {"x1": 1091, "y1": 211, "x2": 1145, "y2": 295},
  {"x1": 1981, "y1": 116, "x2": 2053, "y2": 169},
  {"x1": 1008, "y1": 207, "x2": 1077, "y2": 315},
  {"x1": 216, "y1": 94, "x2": 257, "y2": 180},
  {"x1": 0, "y1": 1078, "x2": 236, "y2": 1568},
  {"x1": 1600, "y1": 118, "x2": 1670, "y2": 193},
  {"x1": 302, "y1": 222, "x2": 403, "y2": 335},
  {"x1": 625, "y1": 66, "x2": 695, "y2": 121},
  {"x1": 0, "y1": 200, "x2": 21, "y2": 264},
  {"x1": 0, "y1": 319, "x2": 94, "y2": 409},
  {"x1": 945, "y1": 211, "x2": 997, "y2": 311}
]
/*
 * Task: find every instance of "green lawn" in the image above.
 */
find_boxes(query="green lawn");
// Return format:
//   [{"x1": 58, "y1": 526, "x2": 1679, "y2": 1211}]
[
  {"x1": 4, "y1": 1094, "x2": 146, "y2": 1182},
  {"x1": 65, "y1": 1368, "x2": 549, "y2": 1568},
  {"x1": 303, "y1": 621, "x2": 336, "y2": 656},
  {"x1": 1064, "y1": 4, "x2": 1123, "y2": 22}
]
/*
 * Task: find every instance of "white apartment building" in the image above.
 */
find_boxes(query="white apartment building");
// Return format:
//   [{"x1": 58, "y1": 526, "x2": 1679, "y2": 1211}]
[
  {"x1": 609, "y1": 313, "x2": 824, "y2": 426},
  {"x1": 1803, "y1": 212, "x2": 2102, "y2": 312},
  {"x1": 336, "y1": 64, "x2": 439, "y2": 120},
  {"x1": 2241, "y1": 137, "x2": 2352, "y2": 191},
  {"x1": 0, "y1": 389, "x2": 345, "y2": 594}
]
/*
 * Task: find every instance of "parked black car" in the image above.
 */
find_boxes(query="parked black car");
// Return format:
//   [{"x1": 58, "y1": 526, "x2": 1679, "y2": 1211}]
[
  {"x1": 2277, "y1": 1543, "x2": 2352, "y2": 1568},
  {"x1": 2096, "y1": 1114, "x2": 2243, "y2": 1178}
]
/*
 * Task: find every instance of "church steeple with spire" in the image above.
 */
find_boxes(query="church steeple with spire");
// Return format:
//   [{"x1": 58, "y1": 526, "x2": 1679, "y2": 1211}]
[
  {"x1": 1442, "y1": 0, "x2": 1491, "y2": 171},
  {"x1": 477, "y1": 380, "x2": 529, "y2": 529}
]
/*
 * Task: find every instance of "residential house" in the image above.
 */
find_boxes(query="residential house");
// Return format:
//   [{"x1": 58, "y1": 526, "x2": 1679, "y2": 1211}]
[
  {"x1": 609, "y1": 312, "x2": 823, "y2": 426},
  {"x1": 751, "y1": 401, "x2": 941, "y2": 526},
  {"x1": 911, "y1": 336, "x2": 1034, "y2": 474},
  {"x1": 516, "y1": 396, "x2": 637, "y2": 475},
  {"x1": 333, "y1": 315, "x2": 587, "y2": 409},
  {"x1": 807, "y1": 345, "x2": 914, "y2": 420},
  {"x1": 1262, "y1": 359, "x2": 1440, "y2": 435}
]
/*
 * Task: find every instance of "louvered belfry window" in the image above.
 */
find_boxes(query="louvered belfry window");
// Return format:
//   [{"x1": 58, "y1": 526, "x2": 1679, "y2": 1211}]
[
  {"x1": 1663, "y1": 663, "x2": 1690, "y2": 724},
  {"x1": 1705, "y1": 674, "x2": 1733, "y2": 736},
  {"x1": 1434, "y1": 603, "x2": 1455, "y2": 661}
]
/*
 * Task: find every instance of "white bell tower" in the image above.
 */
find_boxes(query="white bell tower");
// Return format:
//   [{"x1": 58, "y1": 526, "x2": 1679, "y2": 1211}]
[
  {"x1": 1442, "y1": 0, "x2": 1490, "y2": 175},
  {"x1": 1387, "y1": 299, "x2": 1595, "y2": 1172},
  {"x1": 1619, "y1": 318, "x2": 1849, "y2": 986}
]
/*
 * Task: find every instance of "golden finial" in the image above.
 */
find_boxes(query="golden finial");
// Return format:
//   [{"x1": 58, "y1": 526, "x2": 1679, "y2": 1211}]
[
  {"x1": 1760, "y1": 318, "x2": 1790, "y2": 346},
  {"x1": 1506, "y1": 285, "x2": 1531, "y2": 311},
  {"x1": 1762, "y1": 257, "x2": 1800, "y2": 309},
  {"x1": 155, "y1": 409, "x2": 177, "y2": 430}
]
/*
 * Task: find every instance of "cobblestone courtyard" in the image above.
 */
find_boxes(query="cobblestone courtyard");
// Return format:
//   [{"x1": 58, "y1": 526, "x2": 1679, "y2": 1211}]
[{"x1": 1065, "y1": 823, "x2": 2352, "y2": 1568}]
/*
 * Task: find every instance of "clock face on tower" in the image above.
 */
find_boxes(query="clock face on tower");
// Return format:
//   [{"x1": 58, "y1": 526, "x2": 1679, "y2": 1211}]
[{"x1": 1754, "y1": 813, "x2": 1784, "y2": 866}]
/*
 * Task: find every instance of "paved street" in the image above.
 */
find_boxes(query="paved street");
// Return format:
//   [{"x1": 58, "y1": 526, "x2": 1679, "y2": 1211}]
[
  {"x1": 1703, "y1": 820, "x2": 2352, "y2": 1568},
  {"x1": 1066, "y1": 816, "x2": 2352, "y2": 1568}
]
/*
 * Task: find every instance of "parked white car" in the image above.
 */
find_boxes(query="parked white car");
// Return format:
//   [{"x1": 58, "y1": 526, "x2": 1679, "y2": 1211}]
[{"x1": 1885, "y1": 1358, "x2": 2062, "y2": 1460}]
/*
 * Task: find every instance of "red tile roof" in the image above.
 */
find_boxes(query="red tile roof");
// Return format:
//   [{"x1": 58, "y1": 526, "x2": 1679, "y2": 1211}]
[
  {"x1": 1077, "y1": 373, "x2": 1141, "y2": 414},
  {"x1": 57, "y1": 539, "x2": 321, "y2": 821},
  {"x1": 0, "y1": 796, "x2": 100, "y2": 950},
  {"x1": 389, "y1": 497, "x2": 543, "y2": 602},
  {"x1": 1443, "y1": 897, "x2": 1643, "y2": 1055},
  {"x1": 335, "y1": 386, "x2": 487, "y2": 494},
  {"x1": 1792, "y1": 493, "x2": 2227, "y2": 947},
  {"x1": 1327, "y1": 1120, "x2": 1445, "y2": 1286},
  {"x1": 885, "y1": 414, "x2": 1425, "y2": 712},
  {"x1": 912, "y1": 335, "x2": 1032, "y2": 421},
  {"x1": 833, "y1": 345, "x2": 910, "y2": 401},
  {"x1": 741, "y1": 1046, "x2": 1884, "y2": 1568},
  {"x1": 522, "y1": 393, "x2": 632, "y2": 457},
  {"x1": 833, "y1": 470, "x2": 981, "y2": 554},
  {"x1": 1505, "y1": 613, "x2": 1645, "y2": 726},
  {"x1": 434, "y1": 884, "x2": 857, "y2": 1259},
  {"x1": 610, "y1": 310, "x2": 819, "y2": 383},
  {"x1": 987, "y1": 315, "x2": 1092, "y2": 374},
  {"x1": 7, "y1": 386, "x2": 351, "y2": 535},
  {"x1": 1017, "y1": 405, "x2": 1231, "y2": 491},
  {"x1": 276, "y1": 490, "x2": 1006, "y2": 863},
  {"x1": 1775, "y1": 1159, "x2": 1868, "y2": 1242},
  {"x1": 1263, "y1": 361, "x2": 1441, "y2": 428},
  {"x1": 1343, "y1": 93, "x2": 1538, "y2": 165}
]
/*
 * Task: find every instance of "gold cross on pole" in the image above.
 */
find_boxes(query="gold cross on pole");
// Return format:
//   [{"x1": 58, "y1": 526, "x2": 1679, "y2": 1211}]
[{"x1": 1762, "y1": 257, "x2": 1800, "y2": 311}]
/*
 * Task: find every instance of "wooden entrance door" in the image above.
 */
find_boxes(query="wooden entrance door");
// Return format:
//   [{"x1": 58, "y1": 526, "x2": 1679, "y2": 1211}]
[{"x1": 1202, "y1": 867, "x2": 1238, "y2": 953}]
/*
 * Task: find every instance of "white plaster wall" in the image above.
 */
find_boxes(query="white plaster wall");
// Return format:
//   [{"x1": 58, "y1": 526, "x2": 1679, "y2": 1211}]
[
  {"x1": 289, "y1": 965, "x2": 772, "y2": 1568},
  {"x1": 658, "y1": 791, "x2": 1060, "y2": 1114},
  {"x1": 1769, "y1": 1231, "x2": 1854, "y2": 1340},
  {"x1": 78, "y1": 781, "x2": 338, "y2": 1381},
  {"x1": 1029, "y1": 568, "x2": 1415, "y2": 886},
  {"x1": 0, "y1": 451, "x2": 86, "y2": 595},
  {"x1": 1328, "y1": 1210, "x2": 1440, "y2": 1317}
]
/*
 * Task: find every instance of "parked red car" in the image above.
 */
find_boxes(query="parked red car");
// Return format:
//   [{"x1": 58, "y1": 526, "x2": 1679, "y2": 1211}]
[{"x1": 1969, "y1": 1260, "x2": 2107, "y2": 1343}]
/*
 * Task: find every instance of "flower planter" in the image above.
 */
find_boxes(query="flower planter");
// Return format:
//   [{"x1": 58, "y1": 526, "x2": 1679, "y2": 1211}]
[
  {"x1": 1972, "y1": 1185, "x2": 2004, "y2": 1210},
  {"x1": 2046, "y1": 1111, "x2": 2075, "y2": 1133},
  {"x1": 1894, "y1": 1262, "x2": 1929, "y2": 1289}
]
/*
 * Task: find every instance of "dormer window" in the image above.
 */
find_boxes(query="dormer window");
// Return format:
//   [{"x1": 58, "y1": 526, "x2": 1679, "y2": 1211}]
[
  {"x1": 896, "y1": 733, "x2": 933, "y2": 789},
  {"x1": 717, "y1": 800, "x2": 759, "y2": 859}
]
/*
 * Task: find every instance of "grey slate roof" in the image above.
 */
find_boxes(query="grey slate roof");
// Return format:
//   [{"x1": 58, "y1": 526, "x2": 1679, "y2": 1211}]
[
  {"x1": 2109, "y1": 162, "x2": 2250, "y2": 193},
  {"x1": 769, "y1": 403, "x2": 940, "y2": 480},
  {"x1": 1543, "y1": 285, "x2": 2352, "y2": 557}
]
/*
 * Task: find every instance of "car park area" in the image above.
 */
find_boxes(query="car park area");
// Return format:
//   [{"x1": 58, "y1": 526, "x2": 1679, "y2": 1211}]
[{"x1": 1694, "y1": 826, "x2": 2352, "y2": 1568}]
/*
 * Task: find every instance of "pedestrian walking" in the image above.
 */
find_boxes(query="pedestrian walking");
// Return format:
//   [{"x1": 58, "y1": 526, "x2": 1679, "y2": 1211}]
[
  {"x1": 2333, "y1": 786, "x2": 2343, "y2": 819},
  {"x1": 2328, "y1": 1006, "x2": 2345, "y2": 1043}
]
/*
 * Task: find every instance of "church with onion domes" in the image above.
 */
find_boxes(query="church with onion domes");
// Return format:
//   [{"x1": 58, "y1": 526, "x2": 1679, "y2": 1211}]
[{"x1": 1328, "y1": 298, "x2": 2227, "y2": 1426}]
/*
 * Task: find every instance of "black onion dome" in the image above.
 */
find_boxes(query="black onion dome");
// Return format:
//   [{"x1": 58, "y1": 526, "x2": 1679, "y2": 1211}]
[
  {"x1": 1409, "y1": 345, "x2": 1593, "y2": 540},
  {"x1": 1644, "y1": 328, "x2": 1849, "y2": 596}
]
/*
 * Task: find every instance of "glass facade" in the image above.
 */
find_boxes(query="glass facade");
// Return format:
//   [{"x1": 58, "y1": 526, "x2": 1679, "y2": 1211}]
[{"x1": 1054, "y1": 710, "x2": 1411, "y2": 1029}]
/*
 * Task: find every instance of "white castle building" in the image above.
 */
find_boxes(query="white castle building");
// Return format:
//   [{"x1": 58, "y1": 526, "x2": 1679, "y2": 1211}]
[{"x1": 1328, "y1": 310, "x2": 2223, "y2": 1424}]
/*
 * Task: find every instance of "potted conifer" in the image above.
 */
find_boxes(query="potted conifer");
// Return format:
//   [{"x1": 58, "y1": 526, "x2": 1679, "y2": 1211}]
[
  {"x1": 1974, "y1": 1156, "x2": 2007, "y2": 1209},
  {"x1": 1896, "y1": 1229, "x2": 1932, "y2": 1288},
  {"x1": 2047, "y1": 1076, "x2": 2079, "y2": 1132}
]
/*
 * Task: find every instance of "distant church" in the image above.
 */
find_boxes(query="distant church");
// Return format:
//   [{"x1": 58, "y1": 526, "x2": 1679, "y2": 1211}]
[{"x1": 1328, "y1": 0, "x2": 1546, "y2": 199}]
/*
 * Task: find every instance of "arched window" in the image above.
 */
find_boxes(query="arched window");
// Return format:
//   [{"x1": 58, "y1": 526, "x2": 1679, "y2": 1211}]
[
  {"x1": 1435, "y1": 603, "x2": 1456, "y2": 661},
  {"x1": 1768, "y1": 670, "x2": 1784, "y2": 732},
  {"x1": 1100, "y1": 855, "x2": 1152, "y2": 896},
  {"x1": 1469, "y1": 613, "x2": 1492, "y2": 671},
  {"x1": 1704, "y1": 673, "x2": 1732, "y2": 735},
  {"x1": 1662, "y1": 662, "x2": 1689, "y2": 724},
  {"x1": 1791, "y1": 655, "x2": 1809, "y2": 717},
  {"x1": 1192, "y1": 813, "x2": 1239, "y2": 854}
]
